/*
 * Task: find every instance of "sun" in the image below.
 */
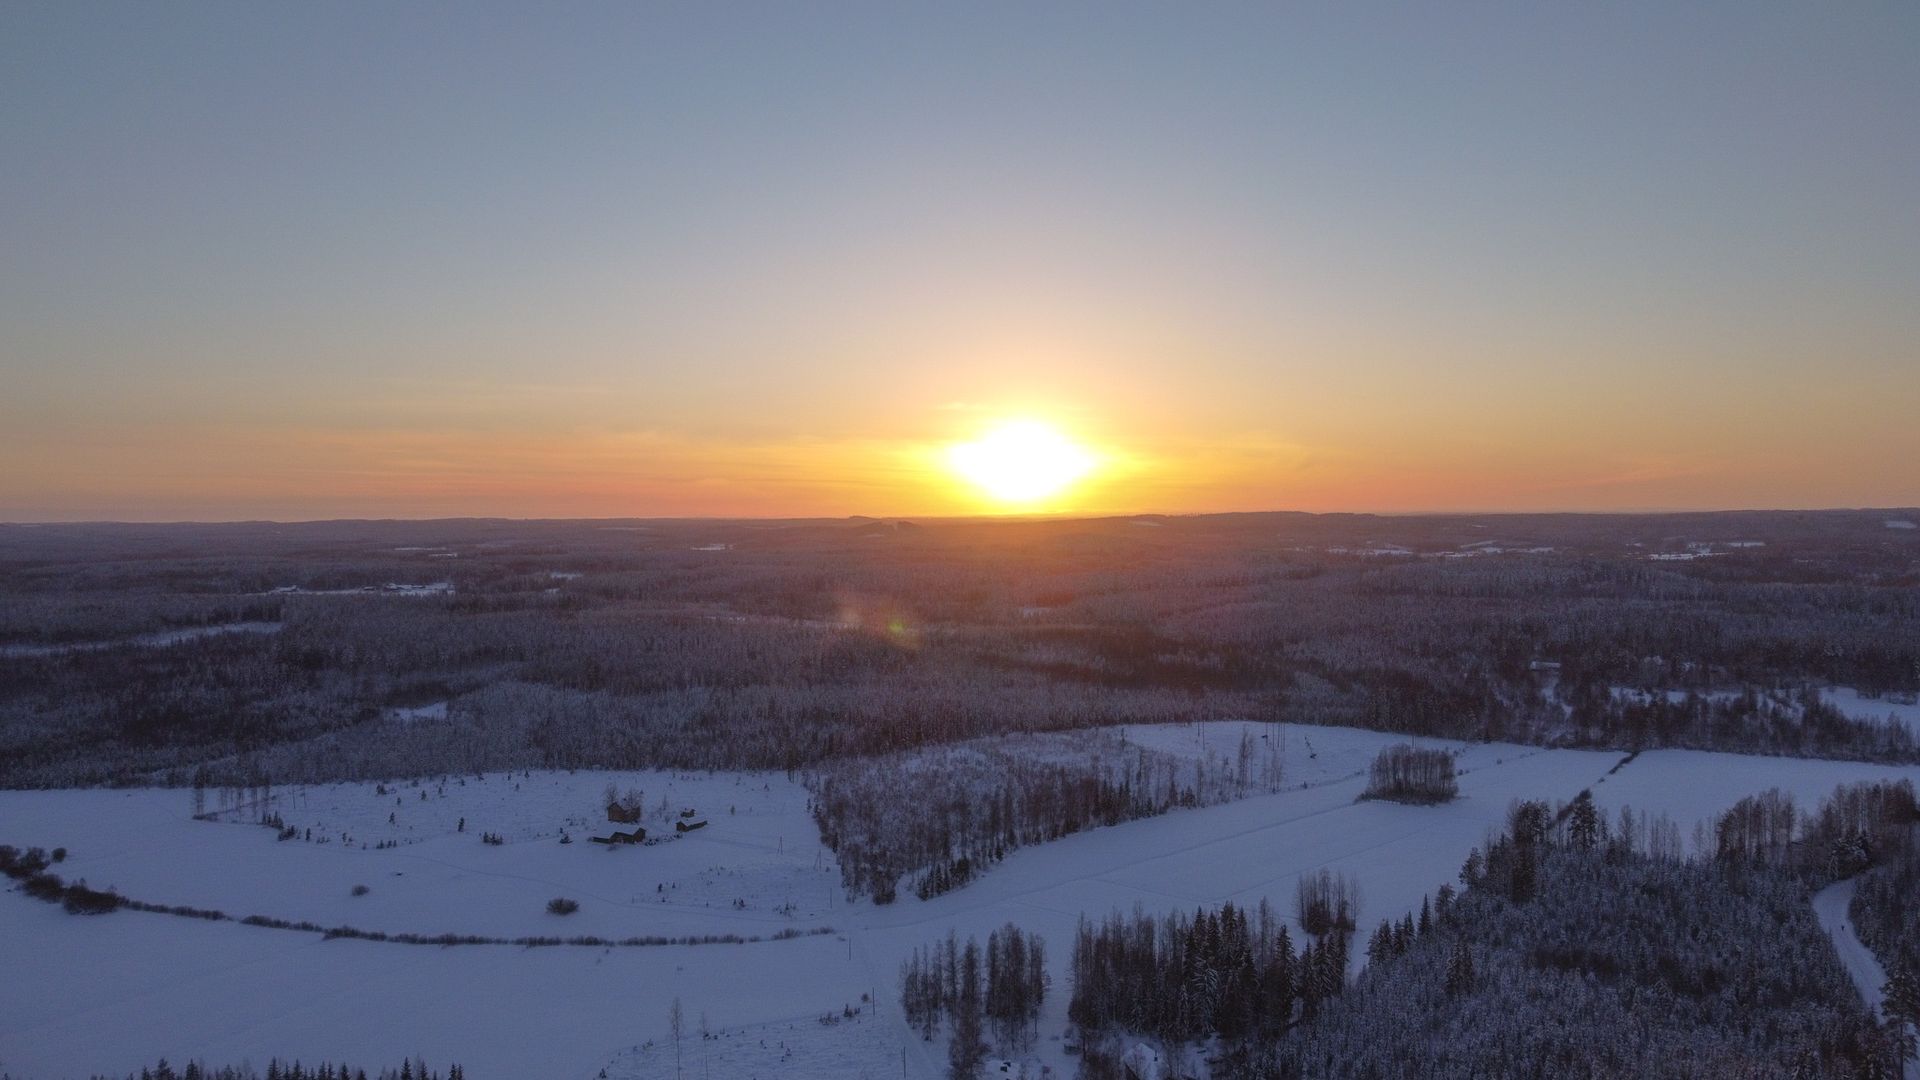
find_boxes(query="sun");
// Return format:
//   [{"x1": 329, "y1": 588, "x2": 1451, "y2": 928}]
[{"x1": 945, "y1": 419, "x2": 1098, "y2": 506}]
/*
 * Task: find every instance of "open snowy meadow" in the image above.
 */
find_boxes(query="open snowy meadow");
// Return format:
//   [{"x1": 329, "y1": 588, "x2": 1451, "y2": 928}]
[{"x1": 6, "y1": 722, "x2": 1918, "y2": 1079}]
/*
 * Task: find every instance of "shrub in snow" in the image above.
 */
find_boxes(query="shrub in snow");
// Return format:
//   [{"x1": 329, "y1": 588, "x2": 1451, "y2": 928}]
[
  {"x1": 61, "y1": 880, "x2": 121, "y2": 915},
  {"x1": 352, "y1": 884, "x2": 371, "y2": 896},
  {"x1": 546, "y1": 897, "x2": 580, "y2": 915},
  {"x1": 23, "y1": 871, "x2": 65, "y2": 901}
]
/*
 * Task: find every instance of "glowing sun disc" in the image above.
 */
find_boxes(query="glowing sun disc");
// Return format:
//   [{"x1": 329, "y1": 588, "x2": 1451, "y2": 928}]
[{"x1": 946, "y1": 420, "x2": 1097, "y2": 504}]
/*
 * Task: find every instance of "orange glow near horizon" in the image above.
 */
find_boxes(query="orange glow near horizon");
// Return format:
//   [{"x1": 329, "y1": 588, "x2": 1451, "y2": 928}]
[
  {"x1": 5, "y1": 8, "x2": 1919, "y2": 523},
  {"x1": 3, "y1": 409, "x2": 1917, "y2": 522}
]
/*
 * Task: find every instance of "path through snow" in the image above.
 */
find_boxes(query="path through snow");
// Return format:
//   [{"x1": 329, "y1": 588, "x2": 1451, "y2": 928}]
[{"x1": 1812, "y1": 878, "x2": 1918, "y2": 1080}]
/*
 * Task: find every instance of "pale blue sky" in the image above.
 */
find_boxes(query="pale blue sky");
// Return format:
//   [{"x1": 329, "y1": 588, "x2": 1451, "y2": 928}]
[{"x1": 3, "y1": 3, "x2": 1916, "y2": 519}]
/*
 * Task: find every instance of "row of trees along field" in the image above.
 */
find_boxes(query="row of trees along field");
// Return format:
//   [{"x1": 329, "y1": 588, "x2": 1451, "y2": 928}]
[
  {"x1": 898, "y1": 924, "x2": 1048, "y2": 1075},
  {"x1": 89, "y1": 1061, "x2": 462, "y2": 1080},
  {"x1": 1066, "y1": 898, "x2": 1351, "y2": 1055},
  {"x1": 809, "y1": 728, "x2": 1282, "y2": 902}
]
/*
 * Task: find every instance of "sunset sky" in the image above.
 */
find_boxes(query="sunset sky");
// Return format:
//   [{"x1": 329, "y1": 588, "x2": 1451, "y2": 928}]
[{"x1": 4, "y1": 3, "x2": 1916, "y2": 521}]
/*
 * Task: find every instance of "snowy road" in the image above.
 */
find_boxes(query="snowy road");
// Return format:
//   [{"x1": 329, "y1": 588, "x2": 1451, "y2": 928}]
[{"x1": 1812, "y1": 878, "x2": 1919, "y2": 1080}]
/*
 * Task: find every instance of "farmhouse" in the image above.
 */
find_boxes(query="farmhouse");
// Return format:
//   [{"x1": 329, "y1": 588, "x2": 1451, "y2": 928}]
[
  {"x1": 589, "y1": 828, "x2": 645, "y2": 845},
  {"x1": 606, "y1": 801, "x2": 642, "y2": 824}
]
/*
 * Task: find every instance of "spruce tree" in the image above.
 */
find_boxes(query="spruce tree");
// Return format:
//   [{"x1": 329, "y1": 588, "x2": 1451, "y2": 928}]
[
  {"x1": 1510, "y1": 842, "x2": 1537, "y2": 903},
  {"x1": 1884, "y1": 963, "x2": 1920, "y2": 1029},
  {"x1": 1445, "y1": 936, "x2": 1474, "y2": 995},
  {"x1": 1569, "y1": 791, "x2": 1600, "y2": 850},
  {"x1": 1297, "y1": 940, "x2": 1322, "y2": 1019},
  {"x1": 949, "y1": 939, "x2": 988, "y2": 1079},
  {"x1": 1367, "y1": 921, "x2": 1394, "y2": 967},
  {"x1": 1265, "y1": 925, "x2": 1296, "y2": 1029}
]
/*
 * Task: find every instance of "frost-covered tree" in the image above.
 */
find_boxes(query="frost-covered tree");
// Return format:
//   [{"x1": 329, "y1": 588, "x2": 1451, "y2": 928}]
[
  {"x1": 1442, "y1": 936, "x2": 1473, "y2": 995},
  {"x1": 948, "y1": 940, "x2": 987, "y2": 1080}
]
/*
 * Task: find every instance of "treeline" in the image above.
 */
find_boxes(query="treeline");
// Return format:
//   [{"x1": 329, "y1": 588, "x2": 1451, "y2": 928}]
[
  {"x1": 1043, "y1": 784, "x2": 1917, "y2": 1078},
  {"x1": 1067, "y1": 899, "x2": 1351, "y2": 1057},
  {"x1": 0, "y1": 844, "x2": 119, "y2": 914},
  {"x1": 1359, "y1": 743, "x2": 1457, "y2": 804},
  {"x1": 1564, "y1": 685, "x2": 1920, "y2": 764},
  {"x1": 4, "y1": 514, "x2": 1919, "y2": 790},
  {"x1": 80, "y1": 1060, "x2": 461, "y2": 1080},
  {"x1": 900, "y1": 924, "x2": 1048, "y2": 1076},
  {"x1": 0, "y1": 845, "x2": 828, "y2": 947},
  {"x1": 1854, "y1": 847, "x2": 1920, "y2": 990},
  {"x1": 1710, "y1": 778, "x2": 1917, "y2": 876},
  {"x1": 809, "y1": 728, "x2": 1281, "y2": 902},
  {"x1": 1845, "y1": 789, "x2": 1920, "y2": 1046}
]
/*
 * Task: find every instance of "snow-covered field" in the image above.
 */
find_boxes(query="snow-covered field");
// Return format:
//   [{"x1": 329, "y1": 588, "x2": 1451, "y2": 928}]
[
  {"x1": 0, "y1": 621, "x2": 283, "y2": 658},
  {"x1": 1822, "y1": 687, "x2": 1920, "y2": 735},
  {"x1": 6, "y1": 723, "x2": 1919, "y2": 1079},
  {"x1": 1605, "y1": 684, "x2": 1920, "y2": 736},
  {"x1": 3, "y1": 769, "x2": 841, "y2": 941},
  {"x1": 601, "y1": 1003, "x2": 918, "y2": 1080}
]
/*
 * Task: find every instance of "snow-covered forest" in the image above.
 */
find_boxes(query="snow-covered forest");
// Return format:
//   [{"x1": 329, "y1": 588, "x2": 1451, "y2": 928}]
[
  {"x1": 810, "y1": 727, "x2": 1283, "y2": 901},
  {"x1": 1059, "y1": 782, "x2": 1917, "y2": 1079},
  {"x1": 3, "y1": 513, "x2": 1917, "y2": 790},
  {"x1": 4, "y1": 513, "x2": 1919, "y2": 1079}
]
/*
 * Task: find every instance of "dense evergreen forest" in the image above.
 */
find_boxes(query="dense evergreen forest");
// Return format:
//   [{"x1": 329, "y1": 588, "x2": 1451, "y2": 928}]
[
  {"x1": 1054, "y1": 781, "x2": 1918, "y2": 1080},
  {"x1": 1851, "y1": 837, "x2": 1920, "y2": 1039},
  {"x1": 2, "y1": 511, "x2": 1915, "y2": 790}
]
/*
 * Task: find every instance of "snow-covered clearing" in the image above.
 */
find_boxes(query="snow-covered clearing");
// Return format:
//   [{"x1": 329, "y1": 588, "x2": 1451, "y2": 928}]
[
  {"x1": 6, "y1": 725, "x2": 1920, "y2": 1079},
  {"x1": 601, "y1": 1004, "x2": 917, "y2": 1080},
  {"x1": 1586, "y1": 749, "x2": 1920, "y2": 849},
  {"x1": 264, "y1": 583, "x2": 453, "y2": 596},
  {"x1": 0, "y1": 621, "x2": 282, "y2": 659},
  {"x1": 2, "y1": 770, "x2": 840, "y2": 942},
  {"x1": 0, "y1": 897, "x2": 864, "y2": 1080},
  {"x1": 1822, "y1": 687, "x2": 1920, "y2": 735},
  {"x1": 388, "y1": 701, "x2": 450, "y2": 725}
]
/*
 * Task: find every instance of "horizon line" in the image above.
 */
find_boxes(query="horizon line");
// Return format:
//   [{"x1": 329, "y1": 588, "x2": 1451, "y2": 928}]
[{"x1": 4, "y1": 504, "x2": 1918, "y2": 529}]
